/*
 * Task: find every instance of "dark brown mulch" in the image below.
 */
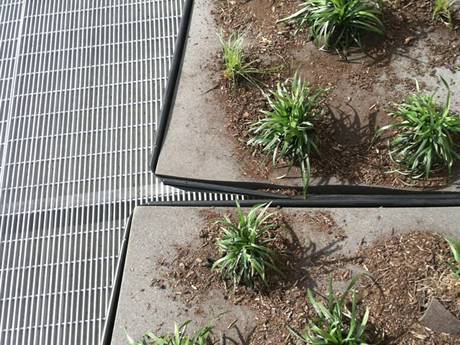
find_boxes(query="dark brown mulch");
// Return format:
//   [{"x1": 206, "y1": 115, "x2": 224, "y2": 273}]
[{"x1": 212, "y1": 0, "x2": 459, "y2": 190}]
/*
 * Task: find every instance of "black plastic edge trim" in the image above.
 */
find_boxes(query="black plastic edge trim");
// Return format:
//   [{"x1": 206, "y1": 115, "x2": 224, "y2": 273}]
[
  {"x1": 159, "y1": 175, "x2": 289, "y2": 199},
  {"x1": 150, "y1": 0, "x2": 194, "y2": 173},
  {"x1": 159, "y1": 174, "x2": 460, "y2": 197},
  {"x1": 143, "y1": 196, "x2": 460, "y2": 208},
  {"x1": 101, "y1": 213, "x2": 133, "y2": 345}
]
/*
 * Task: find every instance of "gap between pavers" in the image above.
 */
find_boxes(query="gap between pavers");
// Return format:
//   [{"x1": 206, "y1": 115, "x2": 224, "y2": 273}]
[
  {"x1": 155, "y1": 0, "x2": 460, "y2": 193},
  {"x1": 111, "y1": 205, "x2": 460, "y2": 344}
]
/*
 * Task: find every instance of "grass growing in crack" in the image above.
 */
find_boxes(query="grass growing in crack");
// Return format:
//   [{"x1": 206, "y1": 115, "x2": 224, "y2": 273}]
[
  {"x1": 288, "y1": 276, "x2": 371, "y2": 345},
  {"x1": 217, "y1": 30, "x2": 267, "y2": 86},
  {"x1": 212, "y1": 202, "x2": 281, "y2": 289},
  {"x1": 377, "y1": 79, "x2": 460, "y2": 179},
  {"x1": 433, "y1": 0, "x2": 457, "y2": 28},
  {"x1": 248, "y1": 74, "x2": 327, "y2": 197},
  {"x1": 279, "y1": 0, "x2": 384, "y2": 51},
  {"x1": 126, "y1": 321, "x2": 213, "y2": 345},
  {"x1": 446, "y1": 237, "x2": 460, "y2": 278}
]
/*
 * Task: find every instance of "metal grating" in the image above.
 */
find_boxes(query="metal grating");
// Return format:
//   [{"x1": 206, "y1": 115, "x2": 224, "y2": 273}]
[{"x1": 0, "y1": 1, "x2": 236, "y2": 344}]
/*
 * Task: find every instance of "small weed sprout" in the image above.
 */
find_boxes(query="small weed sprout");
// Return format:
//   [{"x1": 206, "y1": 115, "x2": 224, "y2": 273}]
[
  {"x1": 212, "y1": 202, "x2": 281, "y2": 288},
  {"x1": 279, "y1": 0, "x2": 384, "y2": 50},
  {"x1": 446, "y1": 237, "x2": 460, "y2": 278},
  {"x1": 249, "y1": 74, "x2": 327, "y2": 197},
  {"x1": 217, "y1": 30, "x2": 266, "y2": 86},
  {"x1": 289, "y1": 276, "x2": 371, "y2": 345},
  {"x1": 378, "y1": 79, "x2": 460, "y2": 179},
  {"x1": 126, "y1": 321, "x2": 213, "y2": 345},
  {"x1": 433, "y1": 0, "x2": 457, "y2": 27}
]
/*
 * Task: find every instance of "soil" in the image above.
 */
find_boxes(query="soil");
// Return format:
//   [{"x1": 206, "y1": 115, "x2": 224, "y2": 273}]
[
  {"x1": 158, "y1": 210, "x2": 460, "y2": 344},
  {"x1": 212, "y1": 0, "x2": 460, "y2": 191}
]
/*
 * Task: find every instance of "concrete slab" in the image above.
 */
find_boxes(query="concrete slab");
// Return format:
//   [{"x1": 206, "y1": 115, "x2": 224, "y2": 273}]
[
  {"x1": 111, "y1": 205, "x2": 460, "y2": 343},
  {"x1": 155, "y1": 0, "x2": 460, "y2": 193}
]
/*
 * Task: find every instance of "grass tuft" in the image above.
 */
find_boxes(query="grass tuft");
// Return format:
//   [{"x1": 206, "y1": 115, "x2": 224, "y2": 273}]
[
  {"x1": 288, "y1": 276, "x2": 371, "y2": 345},
  {"x1": 279, "y1": 0, "x2": 384, "y2": 50},
  {"x1": 217, "y1": 30, "x2": 266, "y2": 86},
  {"x1": 446, "y1": 237, "x2": 460, "y2": 278},
  {"x1": 248, "y1": 74, "x2": 327, "y2": 197},
  {"x1": 378, "y1": 79, "x2": 460, "y2": 179},
  {"x1": 126, "y1": 321, "x2": 213, "y2": 345},
  {"x1": 212, "y1": 202, "x2": 281, "y2": 288},
  {"x1": 433, "y1": 0, "x2": 457, "y2": 28}
]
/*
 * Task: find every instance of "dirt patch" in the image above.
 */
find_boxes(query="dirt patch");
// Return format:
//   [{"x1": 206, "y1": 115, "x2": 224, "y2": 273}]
[{"x1": 213, "y1": 0, "x2": 460, "y2": 190}]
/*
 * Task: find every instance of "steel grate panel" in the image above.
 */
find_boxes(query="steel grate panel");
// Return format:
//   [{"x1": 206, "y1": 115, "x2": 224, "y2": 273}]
[
  {"x1": 0, "y1": 1, "x2": 22, "y2": 167},
  {"x1": 0, "y1": 1, "x2": 237, "y2": 344}
]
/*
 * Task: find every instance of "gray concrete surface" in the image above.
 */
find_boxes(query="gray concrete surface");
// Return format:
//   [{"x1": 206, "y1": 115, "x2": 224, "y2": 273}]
[
  {"x1": 156, "y1": 0, "x2": 244, "y2": 182},
  {"x1": 112, "y1": 205, "x2": 460, "y2": 344},
  {"x1": 156, "y1": 0, "x2": 460, "y2": 191}
]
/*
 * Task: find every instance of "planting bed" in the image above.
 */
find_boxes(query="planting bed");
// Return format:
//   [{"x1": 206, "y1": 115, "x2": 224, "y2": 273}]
[
  {"x1": 112, "y1": 205, "x2": 460, "y2": 344},
  {"x1": 155, "y1": 0, "x2": 460, "y2": 196}
]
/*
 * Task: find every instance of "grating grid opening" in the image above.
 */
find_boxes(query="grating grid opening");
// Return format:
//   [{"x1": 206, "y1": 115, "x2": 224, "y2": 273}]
[{"x1": 0, "y1": 1, "x2": 237, "y2": 344}]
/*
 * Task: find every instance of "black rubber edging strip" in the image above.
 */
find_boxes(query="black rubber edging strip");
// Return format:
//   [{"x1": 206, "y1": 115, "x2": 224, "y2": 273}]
[
  {"x1": 158, "y1": 174, "x2": 460, "y2": 197},
  {"x1": 142, "y1": 195, "x2": 460, "y2": 208},
  {"x1": 150, "y1": 0, "x2": 194, "y2": 174},
  {"x1": 149, "y1": 0, "x2": 460, "y2": 206},
  {"x1": 159, "y1": 174, "x2": 290, "y2": 199},
  {"x1": 101, "y1": 213, "x2": 133, "y2": 345}
]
